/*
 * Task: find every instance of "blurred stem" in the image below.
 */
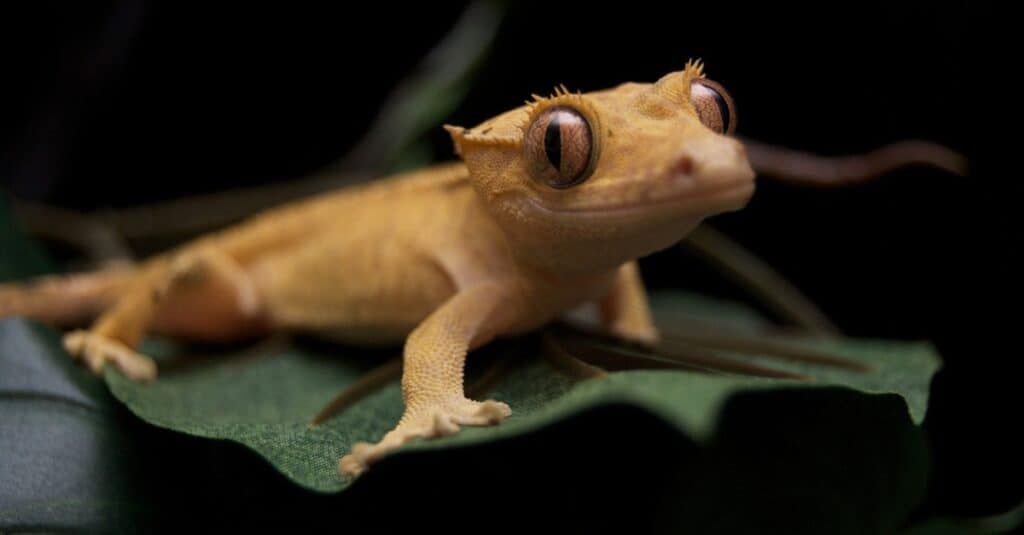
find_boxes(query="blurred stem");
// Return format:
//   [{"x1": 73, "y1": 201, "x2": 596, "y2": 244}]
[
  {"x1": 14, "y1": 1, "x2": 505, "y2": 249},
  {"x1": 683, "y1": 225, "x2": 841, "y2": 336},
  {"x1": 331, "y1": 0, "x2": 505, "y2": 173},
  {"x1": 93, "y1": 173, "x2": 371, "y2": 242},
  {"x1": 743, "y1": 137, "x2": 967, "y2": 187},
  {"x1": 14, "y1": 200, "x2": 133, "y2": 264}
]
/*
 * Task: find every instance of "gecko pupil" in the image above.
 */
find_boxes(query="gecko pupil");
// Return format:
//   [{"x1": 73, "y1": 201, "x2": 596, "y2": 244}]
[
  {"x1": 709, "y1": 88, "x2": 730, "y2": 133},
  {"x1": 544, "y1": 116, "x2": 562, "y2": 170},
  {"x1": 691, "y1": 79, "x2": 737, "y2": 135}
]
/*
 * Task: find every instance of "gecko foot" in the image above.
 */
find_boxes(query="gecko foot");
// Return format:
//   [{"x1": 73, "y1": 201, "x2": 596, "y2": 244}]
[
  {"x1": 338, "y1": 397, "x2": 511, "y2": 477},
  {"x1": 63, "y1": 330, "x2": 157, "y2": 382}
]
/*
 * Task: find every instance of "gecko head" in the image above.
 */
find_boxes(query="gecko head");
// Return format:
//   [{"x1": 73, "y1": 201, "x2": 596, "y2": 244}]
[{"x1": 445, "y1": 60, "x2": 755, "y2": 272}]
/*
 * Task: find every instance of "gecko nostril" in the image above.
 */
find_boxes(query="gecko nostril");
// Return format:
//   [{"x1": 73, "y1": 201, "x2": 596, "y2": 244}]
[{"x1": 673, "y1": 155, "x2": 694, "y2": 175}]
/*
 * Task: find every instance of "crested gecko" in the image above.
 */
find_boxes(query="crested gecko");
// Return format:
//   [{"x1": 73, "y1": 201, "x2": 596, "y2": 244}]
[{"x1": 0, "y1": 60, "x2": 956, "y2": 477}]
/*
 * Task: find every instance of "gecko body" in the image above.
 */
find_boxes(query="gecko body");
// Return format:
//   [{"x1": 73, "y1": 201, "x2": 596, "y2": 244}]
[{"x1": 1, "y1": 61, "x2": 754, "y2": 475}]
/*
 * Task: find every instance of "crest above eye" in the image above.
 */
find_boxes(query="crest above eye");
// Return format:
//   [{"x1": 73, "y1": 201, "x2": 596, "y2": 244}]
[
  {"x1": 524, "y1": 106, "x2": 596, "y2": 189},
  {"x1": 690, "y1": 79, "x2": 737, "y2": 135}
]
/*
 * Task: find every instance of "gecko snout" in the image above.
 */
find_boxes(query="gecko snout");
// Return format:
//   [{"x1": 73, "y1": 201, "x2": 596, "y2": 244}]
[{"x1": 680, "y1": 136, "x2": 754, "y2": 183}]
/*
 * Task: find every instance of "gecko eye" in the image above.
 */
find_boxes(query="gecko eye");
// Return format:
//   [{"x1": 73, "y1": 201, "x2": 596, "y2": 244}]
[
  {"x1": 524, "y1": 106, "x2": 595, "y2": 189},
  {"x1": 690, "y1": 79, "x2": 737, "y2": 135}
]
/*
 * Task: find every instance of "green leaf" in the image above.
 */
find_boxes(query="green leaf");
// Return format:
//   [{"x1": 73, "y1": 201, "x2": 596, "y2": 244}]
[
  {"x1": 2, "y1": 197, "x2": 942, "y2": 531},
  {"x1": 100, "y1": 292, "x2": 940, "y2": 497}
]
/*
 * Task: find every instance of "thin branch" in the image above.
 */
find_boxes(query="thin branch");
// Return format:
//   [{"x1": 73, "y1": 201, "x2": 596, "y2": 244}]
[
  {"x1": 465, "y1": 350, "x2": 518, "y2": 399},
  {"x1": 94, "y1": 173, "x2": 371, "y2": 241},
  {"x1": 683, "y1": 224, "x2": 841, "y2": 336},
  {"x1": 553, "y1": 327, "x2": 809, "y2": 381},
  {"x1": 54, "y1": 1, "x2": 506, "y2": 245},
  {"x1": 579, "y1": 338, "x2": 808, "y2": 380},
  {"x1": 13, "y1": 200, "x2": 133, "y2": 263},
  {"x1": 541, "y1": 333, "x2": 608, "y2": 380},
  {"x1": 659, "y1": 330, "x2": 871, "y2": 372},
  {"x1": 309, "y1": 357, "x2": 402, "y2": 427},
  {"x1": 332, "y1": 1, "x2": 505, "y2": 172},
  {"x1": 742, "y1": 137, "x2": 968, "y2": 187}
]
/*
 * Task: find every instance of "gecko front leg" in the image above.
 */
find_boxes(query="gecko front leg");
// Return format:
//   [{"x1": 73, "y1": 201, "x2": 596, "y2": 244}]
[
  {"x1": 338, "y1": 281, "x2": 517, "y2": 477},
  {"x1": 599, "y1": 261, "x2": 660, "y2": 347}
]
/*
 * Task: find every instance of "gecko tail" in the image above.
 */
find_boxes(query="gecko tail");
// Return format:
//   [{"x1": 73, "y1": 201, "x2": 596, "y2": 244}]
[
  {"x1": 742, "y1": 138, "x2": 968, "y2": 187},
  {"x1": 0, "y1": 265, "x2": 137, "y2": 328}
]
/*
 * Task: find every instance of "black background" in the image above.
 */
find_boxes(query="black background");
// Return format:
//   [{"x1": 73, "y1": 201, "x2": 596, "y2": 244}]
[{"x1": 1, "y1": 0, "x2": 1018, "y2": 529}]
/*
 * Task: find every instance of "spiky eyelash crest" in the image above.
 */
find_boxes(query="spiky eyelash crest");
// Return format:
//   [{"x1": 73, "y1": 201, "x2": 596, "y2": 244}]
[
  {"x1": 447, "y1": 59, "x2": 708, "y2": 152},
  {"x1": 519, "y1": 85, "x2": 602, "y2": 138},
  {"x1": 683, "y1": 58, "x2": 706, "y2": 80},
  {"x1": 650, "y1": 58, "x2": 708, "y2": 109}
]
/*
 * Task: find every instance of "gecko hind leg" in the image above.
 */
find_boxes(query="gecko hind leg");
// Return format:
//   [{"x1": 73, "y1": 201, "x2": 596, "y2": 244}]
[{"x1": 64, "y1": 247, "x2": 264, "y2": 381}]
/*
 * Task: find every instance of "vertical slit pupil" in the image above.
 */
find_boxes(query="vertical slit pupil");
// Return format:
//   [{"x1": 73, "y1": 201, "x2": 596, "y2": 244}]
[
  {"x1": 709, "y1": 88, "x2": 731, "y2": 133},
  {"x1": 544, "y1": 115, "x2": 562, "y2": 171}
]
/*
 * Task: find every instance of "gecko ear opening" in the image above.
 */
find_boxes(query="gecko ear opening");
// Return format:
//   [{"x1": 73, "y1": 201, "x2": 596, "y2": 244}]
[{"x1": 443, "y1": 124, "x2": 466, "y2": 157}]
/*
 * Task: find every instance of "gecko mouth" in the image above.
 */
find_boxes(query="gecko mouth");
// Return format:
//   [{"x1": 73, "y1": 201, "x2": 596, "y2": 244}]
[
  {"x1": 559, "y1": 178, "x2": 753, "y2": 214},
  {"x1": 524, "y1": 164, "x2": 756, "y2": 218}
]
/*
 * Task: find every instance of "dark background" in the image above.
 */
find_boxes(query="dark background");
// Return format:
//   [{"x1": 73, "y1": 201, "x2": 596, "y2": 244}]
[{"x1": 1, "y1": 0, "x2": 1017, "y2": 529}]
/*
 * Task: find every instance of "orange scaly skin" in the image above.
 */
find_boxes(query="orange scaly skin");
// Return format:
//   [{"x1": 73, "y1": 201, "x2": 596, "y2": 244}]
[{"x1": 0, "y1": 62, "x2": 754, "y2": 476}]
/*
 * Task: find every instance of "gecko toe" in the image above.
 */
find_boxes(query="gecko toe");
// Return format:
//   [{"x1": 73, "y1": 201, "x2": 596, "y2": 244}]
[
  {"x1": 338, "y1": 452, "x2": 367, "y2": 477},
  {"x1": 336, "y1": 397, "x2": 512, "y2": 478},
  {"x1": 476, "y1": 400, "x2": 512, "y2": 424},
  {"x1": 62, "y1": 330, "x2": 157, "y2": 382}
]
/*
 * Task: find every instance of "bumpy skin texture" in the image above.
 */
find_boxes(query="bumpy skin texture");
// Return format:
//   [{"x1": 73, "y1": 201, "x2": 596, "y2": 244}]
[{"x1": 0, "y1": 62, "x2": 755, "y2": 476}]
